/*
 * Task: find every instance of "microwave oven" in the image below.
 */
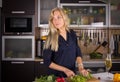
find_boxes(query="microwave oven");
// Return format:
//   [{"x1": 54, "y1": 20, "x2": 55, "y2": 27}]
[
  {"x1": 4, "y1": 16, "x2": 33, "y2": 35},
  {"x1": 2, "y1": 36, "x2": 35, "y2": 60}
]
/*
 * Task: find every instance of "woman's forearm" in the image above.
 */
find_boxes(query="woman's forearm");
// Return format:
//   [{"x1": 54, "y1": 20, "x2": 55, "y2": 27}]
[
  {"x1": 49, "y1": 62, "x2": 75, "y2": 77},
  {"x1": 49, "y1": 62, "x2": 67, "y2": 72},
  {"x1": 76, "y1": 56, "x2": 89, "y2": 76},
  {"x1": 76, "y1": 57, "x2": 84, "y2": 70}
]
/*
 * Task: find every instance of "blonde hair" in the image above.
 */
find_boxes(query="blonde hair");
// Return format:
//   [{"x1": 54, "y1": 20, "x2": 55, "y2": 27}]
[{"x1": 44, "y1": 7, "x2": 70, "y2": 51}]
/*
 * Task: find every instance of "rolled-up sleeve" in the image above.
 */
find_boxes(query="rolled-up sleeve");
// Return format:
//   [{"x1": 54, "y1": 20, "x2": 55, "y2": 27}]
[
  {"x1": 76, "y1": 45, "x2": 82, "y2": 57},
  {"x1": 73, "y1": 31, "x2": 82, "y2": 57},
  {"x1": 43, "y1": 48, "x2": 53, "y2": 66}
]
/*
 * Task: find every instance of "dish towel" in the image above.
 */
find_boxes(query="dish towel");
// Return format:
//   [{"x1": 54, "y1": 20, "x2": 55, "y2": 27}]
[
  {"x1": 92, "y1": 72, "x2": 113, "y2": 82},
  {"x1": 109, "y1": 35, "x2": 114, "y2": 54}
]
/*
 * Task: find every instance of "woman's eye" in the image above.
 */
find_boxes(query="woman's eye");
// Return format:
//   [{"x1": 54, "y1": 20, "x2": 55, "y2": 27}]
[
  {"x1": 52, "y1": 16, "x2": 62, "y2": 21},
  {"x1": 57, "y1": 16, "x2": 62, "y2": 19}
]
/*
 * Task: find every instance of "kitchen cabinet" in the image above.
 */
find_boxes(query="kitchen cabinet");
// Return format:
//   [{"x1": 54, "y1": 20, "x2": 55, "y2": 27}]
[
  {"x1": 110, "y1": 62, "x2": 120, "y2": 73},
  {"x1": 60, "y1": 0, "x2": 79, "y2": 3},
  {"x1": 38, "y1": 0, "x2": 59, "y2": 27},
  {"x1": 60, "y1": 3, "x2": 108, "y2": 27},
  {"x1": 109, "y1": 1, "x2": 120, "y2": 27},
  {"x1": 60, "y1": 0, "x2": 104, "y2": 3},
  {"x1": 0, "y1": 0, "x2": 2, "y2": 7},
  {"x1": 2, "y1": 0, "x2": 35, "y2": 15},
  {"x1": 83, "y1": 61, "x2": 105, "y2": 74},
  {"x1": 1, "y1": 61, "x2": 34, "y2": 82},
  {"x1": 34, "y1": 61, "x2": 48, "y2": 77}
]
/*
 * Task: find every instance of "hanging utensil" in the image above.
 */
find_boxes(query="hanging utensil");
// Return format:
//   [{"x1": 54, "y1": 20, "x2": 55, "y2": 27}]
[
  {"x1": 79, "y1": 30, "x2": 82, "y2": 41},
  {"x1": 113, "y1": 34, "x2": 119, "y2": 57},
  {"x1": 98, "y1": 30, "x2": 101, "y2": 45},
  {"x1": 89, "y1": 30, "x2": 92, "y2": 43},
  {"x1": 118, "y1": 35, "x2": 120, "y2": 55},
  {"x1": 93, "y1": 30, "x2": 96, "y2": 45},
  {"x1": 84, "y1": 30, "x2": 88, "y2": 47},
  {"x1": 104, "y1": 29, "x2": 107, "y2": 41},
  {"x1": 101, "y1": 30, "x2": 103, "y2": 43}
]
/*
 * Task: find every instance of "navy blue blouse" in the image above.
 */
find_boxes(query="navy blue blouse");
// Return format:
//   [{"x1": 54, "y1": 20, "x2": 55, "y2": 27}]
[{"x1": 43, "y1": 30, "x2": 82, "y2": 77}]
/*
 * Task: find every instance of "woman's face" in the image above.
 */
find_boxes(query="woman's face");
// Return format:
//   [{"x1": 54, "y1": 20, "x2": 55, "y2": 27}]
[{"x1": 52, "y1": 10, "x2": 65, "y2": 30}]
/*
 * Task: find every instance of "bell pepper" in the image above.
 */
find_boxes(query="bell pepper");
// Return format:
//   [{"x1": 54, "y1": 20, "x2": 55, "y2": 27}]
[{"x1": 114, "y1": 73, "x2": 120, "y2": 82}]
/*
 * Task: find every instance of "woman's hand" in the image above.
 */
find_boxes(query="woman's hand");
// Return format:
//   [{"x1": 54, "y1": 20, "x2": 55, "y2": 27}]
[
  {"x1": 63, "y1": 68, "x2": 75, "y2": 77},
  {"x1": 79, "y1": 68, "x2": 89, "y2": 76}
]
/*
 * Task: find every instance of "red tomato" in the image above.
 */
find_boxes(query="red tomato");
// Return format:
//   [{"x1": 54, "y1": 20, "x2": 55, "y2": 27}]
[{"x1": 56, "y1": 77, "x2": 65, "y2": 82}]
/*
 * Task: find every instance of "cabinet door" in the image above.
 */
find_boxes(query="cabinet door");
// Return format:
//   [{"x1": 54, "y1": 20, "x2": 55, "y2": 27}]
[
  {"x1": 110, "y1": 63, "x2": 120, "y2": 73},
  {"x1": 2, "y1": 0, "x2": 35, "y2": 15},
  {"x1": 34, "y1": 61, "x2": 48, "y2": 77},
  {"x1": 60, "y1": 0, "x2": 105, "y2": 3},
  {"x1": 60, "y1": 0, "x2": 79, "y2": 3},
  {"x1": 2, "y1": 36, "x2": 35, "y2": 61},
  {"x1": 110, "y1": 1, "x2": 120, "y2": 27},
  {"x1": 60, "y1": 4, "x2": 108, "y2": 27},
  {"x1": 0, "y1": 0, "x2": 2, "y2": 7},
  {"x1": 2, "y1": 61, "x2": 34, "y2": 82},
  {"x1": 38, "y1": 0, "x2": 59, "y2": 27}
]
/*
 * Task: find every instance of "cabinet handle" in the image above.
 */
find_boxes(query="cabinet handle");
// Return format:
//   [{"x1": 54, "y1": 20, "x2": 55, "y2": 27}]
[
  {"x1": 11, "y1": 61, "x2": 24, "y2": 64},
  {"x1": 39, "y1": 61, "x2": 44, "y2": 64},
  {"x1": 78, "y1": 1, "x2": 90, "y2": 3},
  {"x1": 11, "y1": 11, "x2": 25, "y2": 14}
]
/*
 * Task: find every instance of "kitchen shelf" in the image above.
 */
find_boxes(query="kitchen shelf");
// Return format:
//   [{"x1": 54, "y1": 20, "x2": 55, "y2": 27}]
[
  {"x1": 109, "y1": 2, "x2": 120, "y2": 27},
  {"x1": 60, "y1": 3, "x2": 108, "y2": 28},
  {"x1": 38, "y1": 0, "x2": 60, "y2": 27}
]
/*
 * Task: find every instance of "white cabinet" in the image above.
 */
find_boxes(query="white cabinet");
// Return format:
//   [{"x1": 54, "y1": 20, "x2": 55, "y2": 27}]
[
  {"x1": 60, "y1": 3, "x2": 108, "y2": 28},
  {"x1": 109, "y1": 1, "x2": 120, "y2": 27},
  {"x1": 38, "y1": 0, "x2": 60, "y2": 27}
]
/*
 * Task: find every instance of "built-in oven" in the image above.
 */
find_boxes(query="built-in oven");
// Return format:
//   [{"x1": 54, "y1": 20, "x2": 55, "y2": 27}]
[
  {"x1": 3, "y1": 15, "x2": 34, "y2": 35},
  {"x1": 2, "y1": 36, "x2": 35, "y2": 61}
]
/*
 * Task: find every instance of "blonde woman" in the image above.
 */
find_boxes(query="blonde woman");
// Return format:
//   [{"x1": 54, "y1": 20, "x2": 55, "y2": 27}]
[{"x1": 43, "y1": 7, "x2": 88, "y2": 77}]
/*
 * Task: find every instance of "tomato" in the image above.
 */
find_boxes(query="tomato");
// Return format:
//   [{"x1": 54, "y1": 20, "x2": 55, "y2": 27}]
[{"x1": 56, "y1": 77, "x2": 65, "y2": 82}]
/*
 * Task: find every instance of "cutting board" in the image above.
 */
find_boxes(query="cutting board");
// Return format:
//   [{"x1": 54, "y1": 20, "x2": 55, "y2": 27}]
[
  {"x1": 66, "y1": 77, "x2": 100, "y2": 82},
  {"x1": 87, "y1": 77, "x2": 100, "y2": 82}
]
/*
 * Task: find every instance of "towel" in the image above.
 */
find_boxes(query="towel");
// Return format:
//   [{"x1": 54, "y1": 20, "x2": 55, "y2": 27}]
[{"x1": 109, "y1": 35, "x2": 114, "y2": 54}]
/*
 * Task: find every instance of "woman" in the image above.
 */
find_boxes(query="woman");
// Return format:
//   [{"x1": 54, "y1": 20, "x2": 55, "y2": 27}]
[{"x1": 43, "y1": 7, "x2": 88, "y2": 77}]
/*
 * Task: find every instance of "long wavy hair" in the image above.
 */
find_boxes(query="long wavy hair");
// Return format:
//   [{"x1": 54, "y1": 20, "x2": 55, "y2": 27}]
[{"x1": 43, "y1": 7, "x2": 70, "y2": 51}]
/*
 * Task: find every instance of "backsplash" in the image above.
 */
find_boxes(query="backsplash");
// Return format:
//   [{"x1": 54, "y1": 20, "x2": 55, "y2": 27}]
[
  {"x1": 73, "y1": 28, "x2": 108, "y2": 60},
  {"x1": 74, "y1": 28, "x2": 120, "y2": 60}
]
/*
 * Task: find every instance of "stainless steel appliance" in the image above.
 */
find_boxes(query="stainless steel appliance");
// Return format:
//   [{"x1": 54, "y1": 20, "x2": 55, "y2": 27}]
[
  {"x1": 36, "y1": 39, "x2": 45, "y2": 58},
  {"x1": 3, "y1": 15, "x2": 33, "y2": 35},
  {"x1": 2, "y1": 36, "x2": 35, "y2": 60}
]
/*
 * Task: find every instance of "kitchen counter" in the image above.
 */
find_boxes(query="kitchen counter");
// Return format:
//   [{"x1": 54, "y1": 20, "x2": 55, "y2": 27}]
[
  {"x1": 33, "y1": 72, "x2": 113, "y2": 82},
  {"x1": 83, "y1": 59, "x2": 120, "y2": 68},
  {"x1": 35, "y1": 58, "x2": 120, "y2": 62},
  {"x1": 34, "y1": 58, "x2": 120, "y2": 74}
]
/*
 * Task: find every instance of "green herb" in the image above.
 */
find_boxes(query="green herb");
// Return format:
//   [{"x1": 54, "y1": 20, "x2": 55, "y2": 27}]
[
  {"x1": 68, "y1": 73, "x2": 92, "y2": 82},
  {"x1": 35, "y1": 75, "x2": 56, "y2": 82}
]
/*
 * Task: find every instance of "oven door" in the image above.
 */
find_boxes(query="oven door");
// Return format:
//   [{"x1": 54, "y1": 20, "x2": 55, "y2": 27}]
[{"x1": 2, "y1": 36, "x2": 35, "y2": 61}]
